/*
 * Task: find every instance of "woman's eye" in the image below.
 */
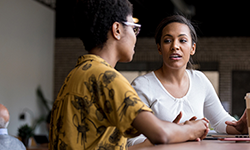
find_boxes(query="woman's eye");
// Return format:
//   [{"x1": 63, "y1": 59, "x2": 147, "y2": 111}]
[
  {"x1": 180, "y1": 39, "x2": 187, "y2": 43},
  {"x1": 164, "y1": 39, "x2": 171, "y2": 43}
]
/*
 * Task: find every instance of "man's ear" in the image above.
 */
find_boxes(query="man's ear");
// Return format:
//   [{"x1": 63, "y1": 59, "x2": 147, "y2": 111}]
[
  {"x1": 112, "y1": 22, "x2": 121, "y2": 40},
  {"x1": 157, "y1": 44, "x2": 162, "y2": 55},
  {"x1": 190, "y1": 43, "x2": 196, "y2": 55}
]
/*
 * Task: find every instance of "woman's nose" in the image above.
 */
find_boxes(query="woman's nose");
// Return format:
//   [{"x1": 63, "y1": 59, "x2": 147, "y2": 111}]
[{"x1": 171, "y1": 41, "x2": 180, "y2": 51}]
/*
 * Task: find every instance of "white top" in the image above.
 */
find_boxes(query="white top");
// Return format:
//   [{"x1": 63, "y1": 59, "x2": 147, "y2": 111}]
[{"x1": 128, "y1": 70, "x2": 236, "y2": 146}]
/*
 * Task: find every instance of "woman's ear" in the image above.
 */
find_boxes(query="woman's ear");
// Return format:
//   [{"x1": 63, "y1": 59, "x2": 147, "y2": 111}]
[
  {"x1": 112, "y1": 22, "x2": 121, "y2": 40},
  {"x1": 190, "y1": 43, "x2": 196, "y2": 55},
  {"x1": 157, "y1": 44, "x2": 162, "y2": 55}
]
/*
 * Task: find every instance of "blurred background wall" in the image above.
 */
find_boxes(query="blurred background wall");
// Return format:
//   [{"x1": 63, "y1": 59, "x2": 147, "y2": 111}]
[{"x1": 0, "y1": 0, "x2": 55, "y2": 136}]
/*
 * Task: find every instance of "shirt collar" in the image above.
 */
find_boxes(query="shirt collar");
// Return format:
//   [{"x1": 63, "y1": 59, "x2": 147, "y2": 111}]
[
  {"x1": 76, "y1": 54, "x2": 112, "y2": 68},
  {"x1": 0, "y1": 128, "x2": 8, "y2": 135}
]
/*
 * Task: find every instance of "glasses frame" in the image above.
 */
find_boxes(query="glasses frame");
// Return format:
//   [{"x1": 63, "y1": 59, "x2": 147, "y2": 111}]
[{"x1": 123, "y1": 22, "x2": 141, "y2": 36}]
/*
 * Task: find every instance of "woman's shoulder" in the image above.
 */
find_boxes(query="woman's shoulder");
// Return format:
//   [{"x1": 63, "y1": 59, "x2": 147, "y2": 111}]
[
  {"x1": 187, "y1": 69, "x2": 213, "y2": 88},
  {"x1": 187, "y1": 69, "x2": 207, "y2": 79},
  {"x1": 132, "y1": 71, "x2": 155, "y2": 84}
]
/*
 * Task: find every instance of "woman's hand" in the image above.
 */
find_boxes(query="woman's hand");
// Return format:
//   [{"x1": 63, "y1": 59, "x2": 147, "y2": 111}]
[
  {"x1": 172, "y1": 111, "x2": 198, "y2": 124},
  {"x1": 172, "y1": 112, "x2": 209, "y2": 141},
  {"x1": 172, "y1": 112, "x2": 183, "y2": 124},
  {"x1": 184, "y1": 118, "x2": 209, "y2": 141},
  {"x1": 225, "y1": 109, "x2": 248, "y2": 134}
]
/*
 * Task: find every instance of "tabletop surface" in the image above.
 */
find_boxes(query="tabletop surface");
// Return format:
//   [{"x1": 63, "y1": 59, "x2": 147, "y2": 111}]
[
  {"x1": 138, "y1": 140, "x2": 250, "y2": 150},
  {"x1": 26, "y1": 139, "x2": 250, "y2": 150}
]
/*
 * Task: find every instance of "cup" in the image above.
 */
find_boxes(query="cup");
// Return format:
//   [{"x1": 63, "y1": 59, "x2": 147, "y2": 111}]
[{"x1": 245, "y1": 93, "x2": 250, "y2": 137}]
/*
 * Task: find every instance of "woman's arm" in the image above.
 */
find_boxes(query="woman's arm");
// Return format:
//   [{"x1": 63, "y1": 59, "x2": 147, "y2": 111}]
[
  {"x1": 131, "y1": 111, "x2": 209, "y2": 145},
  {"x1": 128, "y1": 111, "x2": 203, "y2": 149},
  {"x1": 197, "y1": 71, "x2": 236, "y2": 133}
]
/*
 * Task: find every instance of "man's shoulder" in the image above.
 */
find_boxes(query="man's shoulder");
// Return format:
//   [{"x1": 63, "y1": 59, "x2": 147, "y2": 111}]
[
  {"x1": 0, "y1": 134, "x2": 21, "y2": 142},
  {"x1": 0, "y1": 134, "x2": 26, "y2": 150}
]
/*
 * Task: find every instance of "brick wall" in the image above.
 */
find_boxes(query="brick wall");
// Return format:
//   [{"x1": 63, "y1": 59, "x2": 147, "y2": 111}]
[
  {"x1": 54, "y1": 37, "x2": 250, "y2": 113},
  {"x1": 54, "y1": 38, "x2": 87, "y2": 99},
  {"x1": 195, "y1": 37, "x2": 250, "y2": 113}
]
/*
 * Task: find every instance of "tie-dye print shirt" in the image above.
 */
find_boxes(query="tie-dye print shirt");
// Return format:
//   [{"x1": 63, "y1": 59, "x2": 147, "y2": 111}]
[{"x1": 49, "y1": 54, "x2": 152, "y2": 150}]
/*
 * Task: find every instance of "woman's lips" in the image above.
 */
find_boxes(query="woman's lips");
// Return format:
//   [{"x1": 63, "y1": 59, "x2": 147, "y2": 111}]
[{"x1": 169, "y1": 53, "x2": 182, "y2": 60}]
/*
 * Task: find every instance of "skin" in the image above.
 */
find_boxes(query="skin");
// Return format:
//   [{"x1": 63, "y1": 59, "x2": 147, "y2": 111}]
[
  {"x1": 89, "y1": 16, "x2": 209, "y2": 149},
  {"x1": 0, "y1": 104, "x2": 9, "y2": 128}
]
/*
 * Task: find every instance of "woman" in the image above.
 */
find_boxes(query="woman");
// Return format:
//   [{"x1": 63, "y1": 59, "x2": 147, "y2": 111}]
[
  {"x1": 128, "y1": 15, "x2": 248, "y2": 147},
  {"x1": 49, "y1": 2, "x2": 209, "y2": 150}
]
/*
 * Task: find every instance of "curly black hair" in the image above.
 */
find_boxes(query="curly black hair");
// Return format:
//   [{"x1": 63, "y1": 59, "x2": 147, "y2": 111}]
[{"x1": 74, "y1": 0, "x2": 133, "y2": 51}]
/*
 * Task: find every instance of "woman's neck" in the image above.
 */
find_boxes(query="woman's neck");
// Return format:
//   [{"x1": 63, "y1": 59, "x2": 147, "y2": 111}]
[
  {"x1": 89, "y1": 46, "x2": 118, "y2": 68},
  {"x1": 154, "y1": 66, "x2": 190, "y2": 98},
  {"x1": 157, "y1": 66, "x2": 187, "y2": 85}
]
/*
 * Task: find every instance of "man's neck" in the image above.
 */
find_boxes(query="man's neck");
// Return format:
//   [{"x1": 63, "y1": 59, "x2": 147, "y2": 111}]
[{"x1": 0, "y1": 128, "x2": 8, "y2": 135}]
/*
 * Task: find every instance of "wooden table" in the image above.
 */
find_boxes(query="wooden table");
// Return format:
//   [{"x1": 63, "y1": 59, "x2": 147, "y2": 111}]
[
  {"x1": 26, "y1": 140, "x2": 250, "y2": 150},
  {"x1": 27, "y1": 146, "x2": 48, "y2": 150},
  {"x1": 27, "y1": 144, "x2": 48, "y2": 150},
  {"x1": 138, "y1": 140, "x2": 250, "y2": 150}
]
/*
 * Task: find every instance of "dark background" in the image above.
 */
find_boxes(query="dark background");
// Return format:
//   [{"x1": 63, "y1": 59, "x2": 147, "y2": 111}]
[
  {"x1": 232, "y1": 71, "x2": 250, "y2": 117},
  {"x1": 55, "y1": 0, "x2": 250, "y2": 37}
]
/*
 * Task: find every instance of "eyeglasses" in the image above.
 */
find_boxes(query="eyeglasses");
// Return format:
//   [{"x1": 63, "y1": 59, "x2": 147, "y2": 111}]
[{"x1": 123, "y1": 22, "x2": 141, "y2": 36}]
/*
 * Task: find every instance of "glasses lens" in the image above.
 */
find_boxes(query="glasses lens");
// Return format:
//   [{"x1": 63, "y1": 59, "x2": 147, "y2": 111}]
[
  {"x1": 123, "y1": 22, "x2": 141, "y2": 36},
  {"x1": 133, "y1": 26, "x2": 140, "y2": 36}
]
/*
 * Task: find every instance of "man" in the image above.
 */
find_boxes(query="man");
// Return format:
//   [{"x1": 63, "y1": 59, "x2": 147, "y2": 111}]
[{"x1": 0, "y1": 103, "x2": 26, "y2": 150}]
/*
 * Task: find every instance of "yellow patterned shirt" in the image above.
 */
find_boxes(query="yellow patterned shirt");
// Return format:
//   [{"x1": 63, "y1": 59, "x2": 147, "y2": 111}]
[{"x1": 49, "y1": 54, "x2": 152, "y2": 150}]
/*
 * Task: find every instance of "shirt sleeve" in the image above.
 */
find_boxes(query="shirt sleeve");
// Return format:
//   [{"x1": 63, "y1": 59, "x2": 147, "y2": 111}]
[
  {"x1": 127, "y1": 134, "x2": 147, "y2": 147},
  {"x1": 201, "y1": 72, "x2": 236, "y2": 133}
]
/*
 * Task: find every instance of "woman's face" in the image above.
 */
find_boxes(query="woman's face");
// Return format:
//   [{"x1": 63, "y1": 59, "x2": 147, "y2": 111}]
[
  {"x1": 158, "y1": 22, "x2": 196, "y2": 70},
  {"x1": 118, "y1": 15, "x2": 137, "y2": 62}
]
